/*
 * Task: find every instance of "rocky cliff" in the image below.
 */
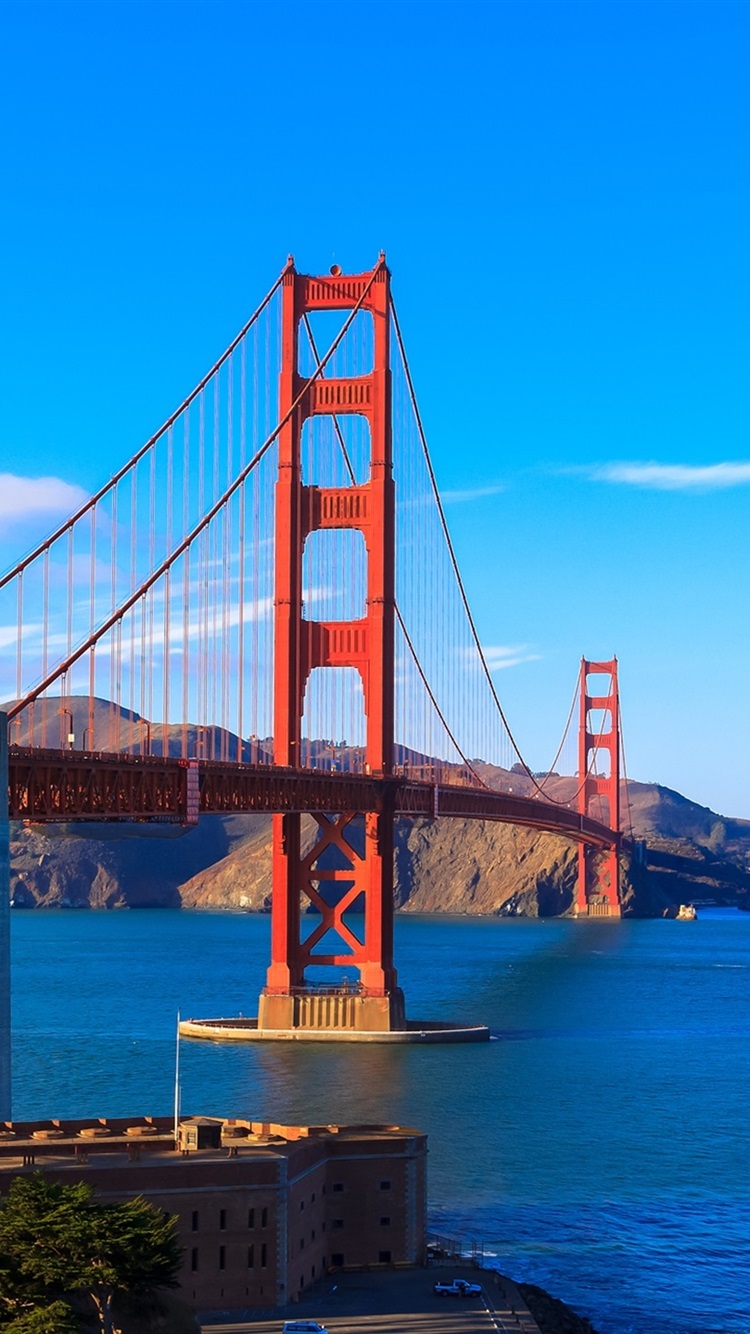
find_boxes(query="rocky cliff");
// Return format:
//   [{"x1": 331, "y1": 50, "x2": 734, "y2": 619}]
[{"x1": 517, "y1": 1282, "x2": 600, "y2": 1334}]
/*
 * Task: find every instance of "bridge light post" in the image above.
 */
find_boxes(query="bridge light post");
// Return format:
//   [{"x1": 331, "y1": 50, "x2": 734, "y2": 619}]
[{"x1": 57, "y1": 707, "x2": 74, "y2": 750}]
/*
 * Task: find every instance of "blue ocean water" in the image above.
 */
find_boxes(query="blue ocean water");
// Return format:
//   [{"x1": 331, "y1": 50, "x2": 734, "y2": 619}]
[{"x1": 10, "y1": 908, "x2": 750, "y2": 1334}]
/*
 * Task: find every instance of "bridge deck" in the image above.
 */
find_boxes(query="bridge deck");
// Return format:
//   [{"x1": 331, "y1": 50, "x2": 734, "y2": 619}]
[{"x1": 7, "y1": 748, "x2": 617, "y2": 848}]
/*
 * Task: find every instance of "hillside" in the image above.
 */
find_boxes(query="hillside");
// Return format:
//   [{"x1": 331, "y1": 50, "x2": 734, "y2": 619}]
[{"x1": 9, "y1": 776, "x2": 750, "y2": 917}]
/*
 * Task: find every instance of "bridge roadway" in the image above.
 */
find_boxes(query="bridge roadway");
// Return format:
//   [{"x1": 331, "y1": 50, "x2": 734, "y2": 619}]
[{"x1": 7, "y1": 747, "x2": 618, "y2": 849}]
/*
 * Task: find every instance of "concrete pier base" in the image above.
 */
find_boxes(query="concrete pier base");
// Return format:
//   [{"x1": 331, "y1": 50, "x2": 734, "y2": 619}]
[
  {"x1": 183, "y1": 983, "x2": 488, "y2": 1044},
  {"x1": 179, "y1": 1016, "x2": 490, "y2": 1044},
  {"x1": 0, "y1": 714, "x2": 11, "y2": 1117},
  {"x1": 576, "y1": 899, "x2": 622, "y2": 919},
  {"x1": 257, "y1": 986, "x2": 406, "y2": 1034}
]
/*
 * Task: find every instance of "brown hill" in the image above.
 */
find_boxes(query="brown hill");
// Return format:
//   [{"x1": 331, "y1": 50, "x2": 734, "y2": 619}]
[{"x1": 9, "y1": 777, "x2": 750, "y2": 917}]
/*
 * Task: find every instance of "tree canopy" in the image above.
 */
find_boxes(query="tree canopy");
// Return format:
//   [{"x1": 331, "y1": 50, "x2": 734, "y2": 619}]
[{"x1": 0, "y1": 1175, "x2": 182, "y2": 1334}]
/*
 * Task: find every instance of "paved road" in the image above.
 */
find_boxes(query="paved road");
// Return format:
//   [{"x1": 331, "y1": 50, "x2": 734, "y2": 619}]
[{"x1": 201, "y1": 1265, "x2": 540, "y2": 1334}]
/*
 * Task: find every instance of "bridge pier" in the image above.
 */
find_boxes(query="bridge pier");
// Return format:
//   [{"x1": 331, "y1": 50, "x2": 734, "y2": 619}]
[{"x1": 0, "y1": 715, "x2": 11, "y2": 1116}]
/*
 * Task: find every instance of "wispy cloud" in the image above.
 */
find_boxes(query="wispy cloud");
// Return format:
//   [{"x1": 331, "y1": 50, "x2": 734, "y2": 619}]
[
  {"x1": 483, "y1": 644, "x2": 540, "y2": 671},
  {"x1": 441, "y1": 484, "x2": 505, "y2": 504},
  {"x1": 589, "y1": 462, "x2": 750, "y2": 492},
  {"x1": 0, "y1": 622, "x2": 43, "y2": 651},
  {"x1": 0, "y1": 473, "x2": 88, "y2": 521}
]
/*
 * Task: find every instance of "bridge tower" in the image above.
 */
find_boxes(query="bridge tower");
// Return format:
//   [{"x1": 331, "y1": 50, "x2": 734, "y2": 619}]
[
  {"x1": 575, "y1": 658, "x2": 622, "y2": 918},
  {"x1": 257, "y1": 257, "x2": 406, "y2": 1034}
]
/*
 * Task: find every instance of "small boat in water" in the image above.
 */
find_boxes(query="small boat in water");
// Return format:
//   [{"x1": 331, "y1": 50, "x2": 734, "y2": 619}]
[{"x1": 675, "y1": 903, "x2": 698, "y2": 921}]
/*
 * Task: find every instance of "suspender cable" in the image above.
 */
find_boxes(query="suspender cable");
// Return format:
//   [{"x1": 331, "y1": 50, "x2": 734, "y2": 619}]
[{"x1": 42, "y1": 551, "x2": 49, "y2": 747}]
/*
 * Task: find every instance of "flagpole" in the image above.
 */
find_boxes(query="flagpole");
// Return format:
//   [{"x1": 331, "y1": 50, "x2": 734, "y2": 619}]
[{"x1": 174, "y1": 1009, "x2": 181, "y2": 1145}]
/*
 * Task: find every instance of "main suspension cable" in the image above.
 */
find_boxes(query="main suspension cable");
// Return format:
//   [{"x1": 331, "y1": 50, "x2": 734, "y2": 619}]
[
  {"x1": 395, "y1": 604, "x2": 486, "y2": 788},
  {"x1": 390, "y1": 292, "x2": 595, "y2": 806},
  {"x1": 532, "y1": 675, "x2": 579, "y2": 795},
  {"x1": 0, "y1": 267, "x2": 288, "y2": 589},
  {"x1": 618, "y1": 699, "x2": 635, "y2": 839},
  {"x1": 8, "y1": 259, "x2": 386, "y2": 721}
]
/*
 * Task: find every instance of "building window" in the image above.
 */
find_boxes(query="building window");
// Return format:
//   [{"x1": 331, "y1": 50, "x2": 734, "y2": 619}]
[
  {"x1": 312, "y1": 1264, "x2": 316, "y2": 1278},
  {"x1": 332, "y1": 1219, "x2": 344, "y2": 1229},
  {"x1": 219, "y1": 1209, "x2": 226, "y2": 1231},
  {"x1": 311, "y1": 1229, "x2": 316, "y2": 1241},
  {"x1": 380, "y1": 1217, "x2": 391, "y2": 1226},
  {"x1": 299, "y1": 1238, "x2": 305, "y2": 1251},
  {"x1": 261, "y1": 1207, "x2": 268, "y2": 1227},
  {"x1": 191, "y1": 1248, "x2": 199, "y2": 1272},
  {"x1": 300, "y1": 1200, "x2": 304, "y2": 1211},
  {"x1": 380, "y1": 1180, "x2": 391, "y2": 1190},
  {"x1": 261, "y1": 1243, "x2": 267, "y2": 1268},
  {"x1": 311, "y1": 1192, "x2": 316, "y2": 1203},
  {"x1": 248, "y1": 1244, "x2": 254, "y2": 1269},
  {"x1": 248, "y1": 1207, "x2": 255, "y2": 1228},
  {"x1": 219, "y1": 1246, "x2": 226, "y2": 1271},
  {"x1": 379, "y1": 1250, "x2": 392, "y2": 1263},
  {"x1": 191, "y1": 1210, "x2": 199, "y2": 1232},
  {"x1": 332, "y1": 1182, "x2": 344, "y2": 1193},
  {"x1": 331, "y1": 1253, "x2": 344, "y2": 1267}
]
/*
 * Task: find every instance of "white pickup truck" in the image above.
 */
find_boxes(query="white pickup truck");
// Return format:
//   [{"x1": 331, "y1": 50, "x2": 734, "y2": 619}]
[{"x1": 433, "y1": 1279, "x2": 482, "y2": 1297}]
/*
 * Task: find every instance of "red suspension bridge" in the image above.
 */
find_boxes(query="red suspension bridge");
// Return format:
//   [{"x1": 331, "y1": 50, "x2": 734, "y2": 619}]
[{"x1": 0, "y1": 255, "x2": 627, "y2": 1038}]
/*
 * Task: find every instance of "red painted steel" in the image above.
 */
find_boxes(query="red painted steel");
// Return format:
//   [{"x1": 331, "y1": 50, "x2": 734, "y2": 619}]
[
  {"x1": 7, "y1": 749, "x2": 619, "y2": 847},
  {"x1": 575, "y1": 658, "x2": 621, "y2": 914},
  {"x1": 267, "y1": 257, "x2": 397, "y2": 997}
]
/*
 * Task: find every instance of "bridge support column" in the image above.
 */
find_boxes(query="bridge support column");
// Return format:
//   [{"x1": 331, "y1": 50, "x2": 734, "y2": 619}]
[
  {"x1": 575, "y1": 659, "x2": 621, "y2": 918},
  {"x1": 0, "y1": 715, "x2": 11, "y2": 1115},
  {"x1": 258, "y1": 256, "x2": 407, "y2": 1034}
]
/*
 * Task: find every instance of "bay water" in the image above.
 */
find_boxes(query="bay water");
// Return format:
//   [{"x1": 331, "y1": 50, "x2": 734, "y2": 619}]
[{"x1": 11, "y1": 909, "x2": 750, "y2": 1334}]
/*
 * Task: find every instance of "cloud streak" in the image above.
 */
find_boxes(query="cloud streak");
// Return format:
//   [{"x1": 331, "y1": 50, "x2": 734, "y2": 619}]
[
  {"x1": 482, "y1": 644, "x2": 541, "y2": 671},
  {"x1": 589, "y1": 462, "x2": 750, "y2": 492},
  {"x1": 0, "y1": 473, "x2": 88, "y2": 521},
  {"x1": 441, "y1": 484, "x2": 505, "y2": 504}
]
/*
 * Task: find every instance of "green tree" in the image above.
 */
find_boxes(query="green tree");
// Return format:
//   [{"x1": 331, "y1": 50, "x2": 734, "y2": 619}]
[
  {"x1": 2, "y1": 1302, "x2": 79, "y2": 1334},
  {"x1": 0, "y1": 1176, "x2": 182, "y2": 1334}
]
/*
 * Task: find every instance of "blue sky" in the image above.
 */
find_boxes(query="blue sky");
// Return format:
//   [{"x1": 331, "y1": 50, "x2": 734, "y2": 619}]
[{"x1": 1, "y1": 0, "x2": 749, "y2": 817}]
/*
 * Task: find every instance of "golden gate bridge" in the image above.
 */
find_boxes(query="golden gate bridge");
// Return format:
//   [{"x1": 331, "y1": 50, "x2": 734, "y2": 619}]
[{"x1": 0, "y1": 256, "x2": 625, "y2": 1083}]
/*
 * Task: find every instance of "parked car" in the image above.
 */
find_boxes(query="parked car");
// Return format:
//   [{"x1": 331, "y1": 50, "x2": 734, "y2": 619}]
[
  {"x1": 283, "y1": 1323, "x2": 329, "y2": 1334},
  {"x1": 433, "y1": 1279, "x2": 482, "y2": 1297}
]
